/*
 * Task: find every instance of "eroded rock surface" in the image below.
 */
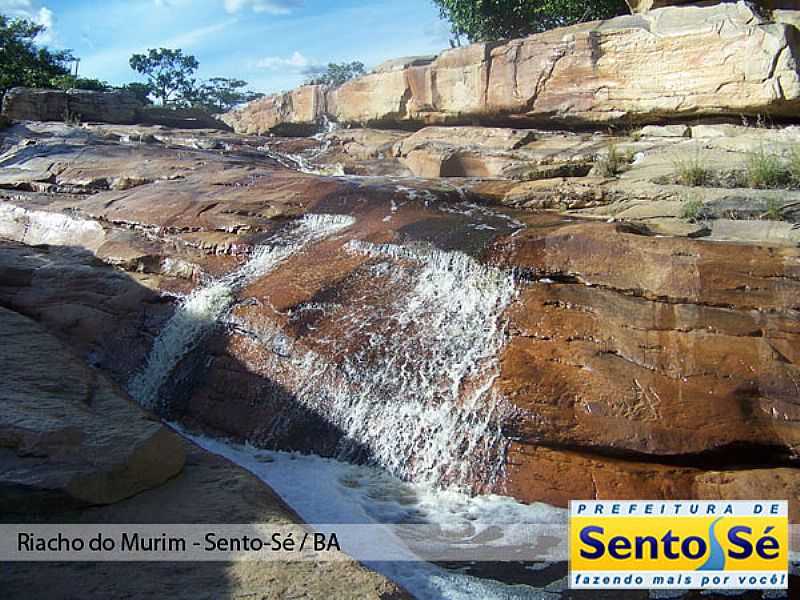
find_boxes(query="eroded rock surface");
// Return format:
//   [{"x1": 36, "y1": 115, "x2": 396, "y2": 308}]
[
  {"x1": 2, "y1": 440, "x2": 409, "y2": 600},
  {"x1": 0, "y1": 305, "x2": 185, "y2": 511},
  {"x1": 225, "y1": 3, "x2": 800, "y2": 132},
  {"x1": 1, "y1": 120, "x2": 798, "y2": 524}
]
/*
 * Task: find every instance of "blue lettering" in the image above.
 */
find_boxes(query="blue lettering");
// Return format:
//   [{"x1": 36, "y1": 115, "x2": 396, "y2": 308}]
[
  {"x1": 728, "y1": 526, "x2": 753, "y2": 559},
  {"x1": 608, "y1": 536, "x2": 631, "y2": 559},
  {"x1": 579, "y1": 526, "x2": 605, "y2": 559}
]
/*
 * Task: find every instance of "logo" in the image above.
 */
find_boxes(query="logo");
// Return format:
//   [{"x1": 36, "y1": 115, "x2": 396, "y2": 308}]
[{"x1": 569, "y1": 501, "x2": 788, "y2": 590}]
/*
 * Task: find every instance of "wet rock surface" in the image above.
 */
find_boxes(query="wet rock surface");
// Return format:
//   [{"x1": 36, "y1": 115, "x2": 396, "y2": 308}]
[{"x1": 0, "y1": 119, "x2": 798, "y2": 560}]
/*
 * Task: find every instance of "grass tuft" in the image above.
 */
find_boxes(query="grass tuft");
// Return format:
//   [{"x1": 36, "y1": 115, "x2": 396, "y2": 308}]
[
  {"x1": 680, "y1": 197, "x2": 705, "y2": 222},
  {"x1": 672, "y1": 150, "x2": 712, "y2": 187},
  {"x1": 595, "y1": 145, "x2": 631, "y2": 178},
  {"x1": 745, "y1": 147, "x2": 791, "y2": 189}
]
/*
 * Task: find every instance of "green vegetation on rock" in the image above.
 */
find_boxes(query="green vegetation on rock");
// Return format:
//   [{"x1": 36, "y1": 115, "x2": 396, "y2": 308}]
[
  {"x1": 672, "y1": 150, "x2": 712, "y2": 187},
  {"x1": 305, "y1": 62, "x2": 366, "y2": 87},
  {"x1": 744, "y1": 147, "x2": 792, "y2": 189},
  {"x1": 50, "y1": 74, "x2": 110, "y2": 92},
  {"x1": 191, "y1": 77, "x2": 263, "y2": 114}
]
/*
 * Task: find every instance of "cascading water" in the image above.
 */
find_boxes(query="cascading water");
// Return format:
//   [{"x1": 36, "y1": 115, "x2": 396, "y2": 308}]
[
  {"x1": 258, "y1": 116, "x2": 344, "y2": 176},
  {"x1": 229, "y1": 240, "x2": 519, "y2": 491},
  {"x1": 127, "y1": 214, "x2": 355, "y2": 411}
]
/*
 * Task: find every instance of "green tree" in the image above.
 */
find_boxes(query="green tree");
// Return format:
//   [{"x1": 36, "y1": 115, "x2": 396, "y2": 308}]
[
  {"x1": 191, "y1": 77, "x2": 263, "y2": 113},
  {"x1": 432, "y1": 0, "x2": 630, "y2": 42},
  {"x1": 305, "y1": 61, "x2": 366, "y2": 87},
  {"x1": 129, "y1": 48, "x2": 198, "y2": 106},
  {"x1": 117, "y1": 82, "x2": 154, "y2": 105},
  {"x1": 50, "y1": 74, "x2": 110, "y2": 91},
  {"x1": 0, "y1": 15, "x2": 74, "y2": 95}
]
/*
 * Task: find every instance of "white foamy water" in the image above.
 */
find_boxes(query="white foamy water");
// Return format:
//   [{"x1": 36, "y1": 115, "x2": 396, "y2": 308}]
[
  {"x1": 234, "y1": 241, "x2": 518, "y2": 491},
  {"x1": 259, "y1": 123, "x2": 345, "y2": 176},
  {"x1": 0, "y1": 204, "x2": 106, "y2": 249},
  {"x1": 185, "y1": 431, "x2": 567, "y2": 600},
  {"x1": 128, "y1": 214, "x2": 354, "y2": 410}
]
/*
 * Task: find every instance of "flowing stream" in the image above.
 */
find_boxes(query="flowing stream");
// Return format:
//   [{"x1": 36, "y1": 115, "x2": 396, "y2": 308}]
[
  {"x1": 185, "y1": 431, "x2": 569, "y2": 600},
  {"x1": 128, "y1": 214, "x2": 355, "y2": 411}
]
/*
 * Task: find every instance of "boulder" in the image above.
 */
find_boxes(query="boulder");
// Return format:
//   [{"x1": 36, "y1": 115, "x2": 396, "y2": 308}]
[
  {"x1": 2, "y1": 88, "x2": 143, "y2": 124},
  {"x1": 0, "y1": 306, "x2": 185, "y2": 512},
  {"x1": 1, "y1": 88, "x2": 229, "y2": 129},
  {"x1": 225, "y1": 3, "x2": 800, "y2": 132},
  {"x1": 627, "y1": 0, "x2": 800, "y2": 11},
  {"x1": 394, "y1": 126, "x2": 538, "y2": 177},
  {"x1": 3, "y1": 440, "x2": 410, "y2": 599},
  {"x1": 388, "y1": 126, "x2": 600, "y2": 178},
  {"x1": 222, "y1": 85, "x2": 326, "y2": 135}
]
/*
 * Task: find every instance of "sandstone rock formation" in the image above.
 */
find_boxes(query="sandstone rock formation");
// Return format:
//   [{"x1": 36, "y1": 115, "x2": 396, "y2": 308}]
[
  {"x1": 1, "y1": 88, "x2": 228, "y2": 129},
  {"x1": 627, "y1": 0, "x2": 800, "y2": 11},
  {"x1": 2, "y1": 88, "x2": 143, "y2": 124},
  {"x1": 0, "y1": 306, "x2": 185, "y2": 511},
  {"x1": 391, "y1": 126, "x2": 594, "y2": 179},
  {"x1": 2, "y1": 440, "x2": 409, "y2": 600},
  {"x1": 225, "y1": 3, "x2": 800, "y2": 133},
  {"x1": 1, "y1": 118, "x2": 798, "y2": 531}
]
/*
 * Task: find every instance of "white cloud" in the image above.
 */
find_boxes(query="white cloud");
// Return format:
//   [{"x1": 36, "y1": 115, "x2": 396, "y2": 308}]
[
  {"x1": 253, "y1": 51, "x2": 314, "y2": 70},
  {"x1": 224, "y1": 0, "x2": 302, "y2": 16},
  {"x1": 0, "y1": 1, "x2": 58, "y2": 44},
  {"x1": 160, "y1": 19, "x2": 237, "y2": 48}
]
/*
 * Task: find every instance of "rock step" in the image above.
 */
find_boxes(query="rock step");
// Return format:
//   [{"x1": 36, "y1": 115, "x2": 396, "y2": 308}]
[
  {"x1": 0, "y1": 305, "x2": 185, "y2": 512},
  {"x1": 224, "y1": 3, "x2": 800, "y2": 134}
]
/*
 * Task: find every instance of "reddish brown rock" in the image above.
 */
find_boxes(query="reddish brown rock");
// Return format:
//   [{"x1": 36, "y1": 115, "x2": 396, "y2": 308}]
[
  {"x1": 492, "y1": 222, "x2": 800, "y2": 457},
  {"x1": 504, "y1": 446, "x2": 800, "y2": 522},
  {"x1": 0, "y1": 306, "x2": 185, "y2": 512},
  {"x1": 2, "y1": 119, "x2": 798, "y2": 523}
]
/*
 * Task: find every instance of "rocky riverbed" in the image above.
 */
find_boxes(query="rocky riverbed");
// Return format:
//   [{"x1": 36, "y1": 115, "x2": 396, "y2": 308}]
[
  {"x1": 2, "y1": 2, "x2": 800, "y2": 598},
  {"x1": 1, "y1": 118, "x2": 797, "y2": 515}
]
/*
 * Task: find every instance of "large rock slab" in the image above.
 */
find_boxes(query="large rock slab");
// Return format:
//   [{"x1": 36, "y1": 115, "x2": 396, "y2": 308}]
[
  {"x1": 2, "y1": 88, "x2": 229, "y2": 129},
  {"x1": 391, "y1": 126, "x2": 597, "y2": 178},
  {"x1": 3, "y1": 440, "x2": 409, "y2": 600},
  {"x1": 492, "y1": 221, "x2": 800, "y2": 460},
  {"x1": 2, "y1": 88, "x2": 143, "y2": 124},
  {"x1": 221, "y1": 85, "x2": 326, "y2": 135},
  {"x1": 225, "y1": 3, "x2": 800, "y2": 132},
  {"x1": 627, "y1": 0, "x2": 800, "y2": 11},
  {"x1": 0, "y1": 306, "x2": 185, "y2": 511}
]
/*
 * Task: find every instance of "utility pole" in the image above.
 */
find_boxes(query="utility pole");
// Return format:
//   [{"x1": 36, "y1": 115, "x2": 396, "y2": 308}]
[{"x1": 73, "y1": 58, "x2": 80, "y2": 78}]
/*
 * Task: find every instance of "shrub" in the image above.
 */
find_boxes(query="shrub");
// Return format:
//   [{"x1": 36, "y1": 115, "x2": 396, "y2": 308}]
[
  {"x1": 595, "y1": 145, "x2": 630, "y2": 177},
  {"x1": 746, "y1": 147, "x2": 791, "y2": 189},
  {"x1": 680, "y1": 197, "x2": 705, "y2": 221},
  {"x1": 672, "y1": 150, "x2": 712, "y2": 187},
  {"x1": 50, "y1": 75, "x2": 110, "y2": 92},
  {"x1": 788, "y1": 147, "x2": 800, "y2": 187},
  {"x1": 304, "y1": 62, "x2": 366, "y2": 87},
  {"x1": 0, "y1": 15, "x2": 74, "y2": 95},
  {"x1": 764, "y1": 198, "x2": 783, "y2": 221},
  {"x1": 432, "y1": 0, "x2": 630, "y2": 43}
]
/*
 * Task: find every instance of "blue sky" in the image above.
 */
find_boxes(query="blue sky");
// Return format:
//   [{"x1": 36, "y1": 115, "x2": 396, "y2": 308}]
[{"x1": 1, "y1": 0, "x2": 453, "y2": 94}]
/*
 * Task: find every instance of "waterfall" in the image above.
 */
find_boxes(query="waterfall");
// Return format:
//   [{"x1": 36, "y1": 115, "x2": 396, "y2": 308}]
[
  {"x1": 258, "y1": 116, "x2": 344, "y2": 176},
  {"x1": 127, "y1": 214, "x2": 355, "y2": 411},
  {"x1": 232, "y1": 240, "x2": 518, "y2": 491}
]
